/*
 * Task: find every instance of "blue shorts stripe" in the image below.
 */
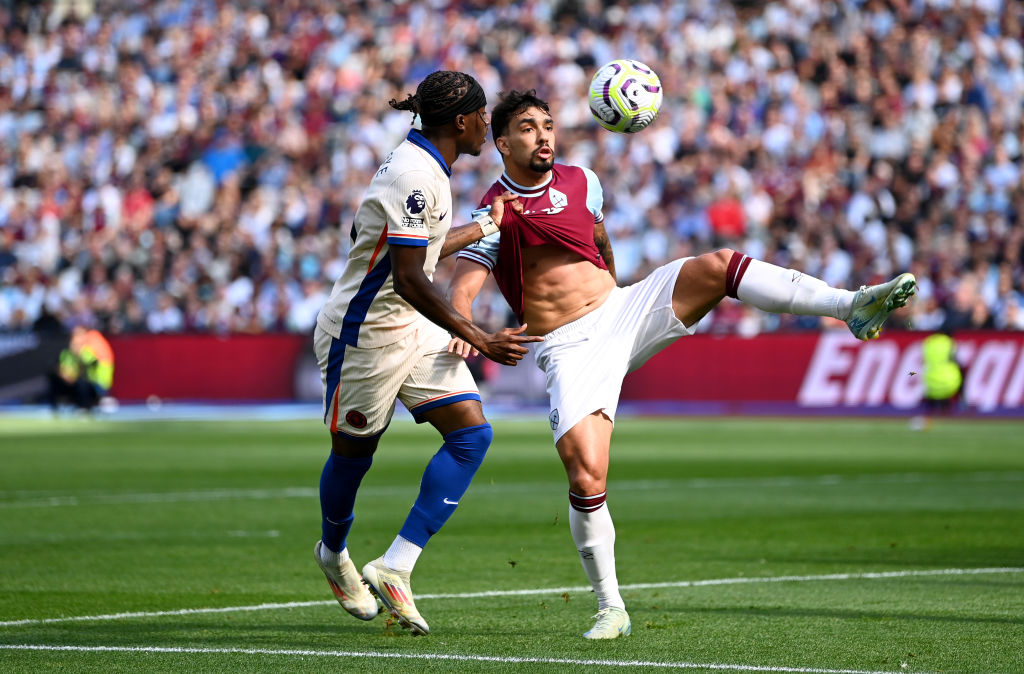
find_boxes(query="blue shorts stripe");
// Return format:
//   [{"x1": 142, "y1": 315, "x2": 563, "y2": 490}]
[
  {"x1": 410, "y1": 392, "x2": 481, "y2": 416},
  {"x1": 340, "y1": 256, "x2": 393, "y2": 345},
  {"x1": 323, "y1": 337, "x2": 347, "y2": 424}
]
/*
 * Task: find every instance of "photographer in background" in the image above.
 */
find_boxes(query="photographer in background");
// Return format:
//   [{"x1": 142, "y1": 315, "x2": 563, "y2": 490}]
[{"x1": 47, "y1": 325, "x2": 114, "y2": 413}]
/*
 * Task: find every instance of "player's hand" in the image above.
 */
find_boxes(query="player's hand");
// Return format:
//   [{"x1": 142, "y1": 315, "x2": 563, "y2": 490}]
[
  {"x1": 447, "y1": 336, "x2": 479, "y2": 358},
  {"x1": 489, "y1": 191, "x2": 522, "y2": 228},
  {"x1": 477, "y1": 324, "x2": 544, "y2": 366}
]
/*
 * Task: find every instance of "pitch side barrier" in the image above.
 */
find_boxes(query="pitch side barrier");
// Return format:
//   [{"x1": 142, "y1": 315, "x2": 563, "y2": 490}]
[
  {"x1": 619, "y1": 329, "x2": 1024, "y2": 416},
  {"x1": 6, "y1": 330, "x2": 1018, "y2": 415}
]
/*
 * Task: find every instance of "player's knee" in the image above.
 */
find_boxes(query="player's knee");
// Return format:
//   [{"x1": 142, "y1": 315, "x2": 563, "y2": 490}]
[
  {"x1": 684, "y1": 248, "x2": 734, "y2": 297},
  {"x1": 566, "y1": 466, "x2": 607, "y2": 495},
  {"x1": 442, "y1": 422, "x2": 492, "y2": 467},
  {"x1": 704, "y1": 248, "x2": 735, "y2": 279}
]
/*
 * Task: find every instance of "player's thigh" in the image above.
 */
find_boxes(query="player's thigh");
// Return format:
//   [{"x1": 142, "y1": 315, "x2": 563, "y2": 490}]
[
  {"x1": 671, "y1": 250, "x2": 731, "y2": 328},
  {"x1": 398, "y1": 327, "x2": 483, "y2": 432},
  {"x1": 537, "y1": 328, "x2": 629, "y2": 444},
  {"x1": 620, "y1": 258, "x2": 695, "y2": 369},
  {"x1": 555, "y1": 411, "x2": 613, "y2": 494},
  {"x1": 419, "y1": 399, "x2": 486, "y2": 437},
  {"x1": 315, "y1": 326, "x2": 416, "y2": 437}
]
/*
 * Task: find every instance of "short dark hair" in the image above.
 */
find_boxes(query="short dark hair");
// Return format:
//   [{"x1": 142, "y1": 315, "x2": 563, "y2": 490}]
[
  {"x1": 389, "y1": 71, "x2": 485, "y2": 128},
  {"x1": 490, "y1": 89, "x2": 550, "y2": 142}
]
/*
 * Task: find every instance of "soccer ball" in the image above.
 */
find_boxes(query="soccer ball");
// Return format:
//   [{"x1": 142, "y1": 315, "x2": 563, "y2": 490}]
[{"x1": 588, "y1": 59, "x2": 663, "y2": 134}]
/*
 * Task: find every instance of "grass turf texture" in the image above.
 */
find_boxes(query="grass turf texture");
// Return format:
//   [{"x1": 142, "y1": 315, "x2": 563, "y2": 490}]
[{"x1": 0, "y1": 416, "x2": 1022, "y2": 673}]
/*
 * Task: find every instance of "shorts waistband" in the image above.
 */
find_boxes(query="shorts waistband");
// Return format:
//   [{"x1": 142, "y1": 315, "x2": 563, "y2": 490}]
[{"x1": 540, "y1": 287, "x2": 621, "y2": 344}]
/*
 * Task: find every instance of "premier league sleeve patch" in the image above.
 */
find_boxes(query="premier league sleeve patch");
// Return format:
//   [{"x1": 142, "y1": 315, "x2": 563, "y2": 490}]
[
  {"x1": 403, "y1": 189, "x2": 427, "y2": 227},
  {"x1": 385, "y1": 174, "x2": 430, "y2": 246}
]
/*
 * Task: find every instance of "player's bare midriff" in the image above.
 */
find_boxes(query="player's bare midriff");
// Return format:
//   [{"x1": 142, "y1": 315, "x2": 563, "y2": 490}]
[{"x1": 521, "y1": 244, "x2": 616, "y2": 336}]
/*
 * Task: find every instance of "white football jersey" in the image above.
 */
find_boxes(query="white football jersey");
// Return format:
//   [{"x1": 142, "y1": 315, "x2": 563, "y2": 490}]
[{"x1": 317, "y1": 130, "x2": 454, "y2": 348}]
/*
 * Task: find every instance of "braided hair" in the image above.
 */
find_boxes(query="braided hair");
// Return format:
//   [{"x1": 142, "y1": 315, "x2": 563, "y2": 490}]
[{"x1": 389, "y1": 71, "x2": 486, "y2": 128}]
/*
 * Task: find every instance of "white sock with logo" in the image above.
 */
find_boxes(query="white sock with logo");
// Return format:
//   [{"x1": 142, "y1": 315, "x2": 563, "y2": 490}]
[
  {"x1": 730, "y1": 255, "x2": 854, "y2": 319},
  {"x1": 569, "y1": 501, "x2": 625, "y2": 611},
  {"x1": 383, "y1": 535, "x2": 422, "y2": 573}
]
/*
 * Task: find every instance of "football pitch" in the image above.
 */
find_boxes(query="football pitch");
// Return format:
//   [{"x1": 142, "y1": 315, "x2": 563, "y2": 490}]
[{"x1": 1, "y1": 415, "x2": 1022, "y2": 673}]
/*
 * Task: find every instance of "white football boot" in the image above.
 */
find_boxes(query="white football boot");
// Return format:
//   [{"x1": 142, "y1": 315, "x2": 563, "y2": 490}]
[
  {"x1": 362, "y1": 557, "x2": 429, "y2": 635},
  {"x1": 314, "y1": 541, "x2": 378, "y2": 620},
  {"x1": 583, "y1": 606, "x2": 632, "y2": 639},
  {"x1": 845, "y1": 273, "x2": 917, "y2": 340}
]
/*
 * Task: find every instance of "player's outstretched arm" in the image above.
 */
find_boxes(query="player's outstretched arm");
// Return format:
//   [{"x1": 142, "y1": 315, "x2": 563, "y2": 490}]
[
  {"x1": 445, "y1": 257, "x2": 542, "y2": 363},
  {"x1": 446, "y1": 258, "x2": 490, "y2": 358},
  {"x1": 438, "y1": 191, "x2": 522, "y2": 259},
  {"x1": 391, "y1": 245, "x2": 541, "y2": 365}
]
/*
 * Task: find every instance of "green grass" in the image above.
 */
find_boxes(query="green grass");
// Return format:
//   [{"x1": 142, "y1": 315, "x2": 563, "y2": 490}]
[{"x1": 1, "y1": 416, "x2": 1022, "y2": 673}]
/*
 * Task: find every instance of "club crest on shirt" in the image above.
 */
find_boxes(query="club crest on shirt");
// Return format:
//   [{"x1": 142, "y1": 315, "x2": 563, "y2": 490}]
[
  {"x1": 405, "y1": 189, "x2": 426, "y2": 214},
  {"x1": 548, "y1": 187, "x2": 568, "y2": 209},
  {"x1": 525, "y1": 187, "x2": 567, "y2": 216}
]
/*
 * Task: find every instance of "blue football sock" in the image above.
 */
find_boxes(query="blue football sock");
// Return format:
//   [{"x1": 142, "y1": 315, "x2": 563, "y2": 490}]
[
  {"x1": 399, "y1": 423, "x2": 492, "y2": 547},
  {"x1": 319, "y1": 453, "x2": 373, "y2": 553}
]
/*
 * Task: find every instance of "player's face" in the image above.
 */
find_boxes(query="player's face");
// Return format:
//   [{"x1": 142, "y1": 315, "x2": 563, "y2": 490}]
[
  {"x1": 459, "y1": 106, "x2": 490, "y2": 157},
  {"x1": 503, "y1": 106, "x2": 555, "y2": 175}
]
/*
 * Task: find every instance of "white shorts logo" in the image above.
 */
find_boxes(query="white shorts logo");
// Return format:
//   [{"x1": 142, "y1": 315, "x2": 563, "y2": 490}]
[{"x1": 549, "y1": 409, "x2": 559, "y2": 430}]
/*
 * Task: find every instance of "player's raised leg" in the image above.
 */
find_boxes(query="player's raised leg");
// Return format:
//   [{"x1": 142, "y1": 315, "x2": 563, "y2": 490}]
[
  {"x1": 556, "y1": 411, "x2": 632, "y2": 639},
  {"x1": 671, "y1": 249, "x2": 915, "y2": 340}
]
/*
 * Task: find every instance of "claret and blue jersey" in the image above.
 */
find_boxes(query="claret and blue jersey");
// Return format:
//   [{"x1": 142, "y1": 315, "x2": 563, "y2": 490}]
[{"x1": 458, "y1": 163, "x2": 607, "y2": 321}]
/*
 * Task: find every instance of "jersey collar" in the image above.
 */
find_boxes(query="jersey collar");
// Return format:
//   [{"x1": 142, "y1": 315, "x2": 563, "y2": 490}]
[
  {"x1": 498, "y1": 169, "x2": 553, "y2": 198},
  {"x1": 406, "y1": 129, "x2": 451, "y2": 177}
]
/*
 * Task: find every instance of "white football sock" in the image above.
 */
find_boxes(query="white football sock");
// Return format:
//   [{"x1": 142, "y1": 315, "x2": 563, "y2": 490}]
[
  {"x1": 383, "y1": 535, "x2": 422, "y2": 573},
  {"x1": 318, "y1": 542, "x2": 349, "y2": 566},
  {"x1": 569, "y1": 502, "x2": 625, "y2": 611},
  {"x1": 736, "y1": 258, "x2": 854, "y2": 319}
]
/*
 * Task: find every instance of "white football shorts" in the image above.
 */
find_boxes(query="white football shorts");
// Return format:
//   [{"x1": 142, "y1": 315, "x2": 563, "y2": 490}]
[
  {"x1": 533, "y1": 257, "x2": 695, "y2": 443},
  {"x1": 315, "y1": 319, "x2": 481, "y2": 437}
]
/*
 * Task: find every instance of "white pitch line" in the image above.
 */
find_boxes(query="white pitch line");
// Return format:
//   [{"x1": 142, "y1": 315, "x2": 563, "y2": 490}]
[
  {"x1": 0, "y1": 643, "x2": 922, "y2": 674},
  {"x1": 2, "y1": 567, "x2": 1021, "y2": 628},
  {"x1": 418, "y1": 566, "x2": 1024, "y2": 599},
  {"x1": 1, "y1": 471, "x2": 1021, "y2": 508}
]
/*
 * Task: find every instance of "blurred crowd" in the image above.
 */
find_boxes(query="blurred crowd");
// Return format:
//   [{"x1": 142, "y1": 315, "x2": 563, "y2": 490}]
[{"x1": 0, "y1": 0, "x2": 1022, "y2": 338}]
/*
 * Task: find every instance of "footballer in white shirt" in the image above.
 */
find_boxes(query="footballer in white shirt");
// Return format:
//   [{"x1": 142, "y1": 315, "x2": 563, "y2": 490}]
[{"x1": 312, "y1": 71, "x2": 541, "y2": 636}]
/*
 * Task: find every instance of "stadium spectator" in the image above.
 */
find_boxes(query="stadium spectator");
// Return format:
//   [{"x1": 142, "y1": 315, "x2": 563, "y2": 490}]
[{"x1": 0, "y1": 0, "x2": 1019, "y2": 340}]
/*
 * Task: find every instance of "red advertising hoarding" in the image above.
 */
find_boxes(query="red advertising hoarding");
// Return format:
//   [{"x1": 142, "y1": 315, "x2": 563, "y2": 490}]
[
  {"x1": 106, "y1": 331, "x2": 1024, "y2": 413},
  {"x1": 108, "y1": 333, "x2": 310, "y2": 401},
  {"x1": 620, "y1": 330, "x2": 1024, "y2": 413}
]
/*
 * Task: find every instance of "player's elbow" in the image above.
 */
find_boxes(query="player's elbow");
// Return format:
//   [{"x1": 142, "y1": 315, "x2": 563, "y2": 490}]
[{"x1": 392, "y1": 268, "x2": 422, "y2": 301}]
